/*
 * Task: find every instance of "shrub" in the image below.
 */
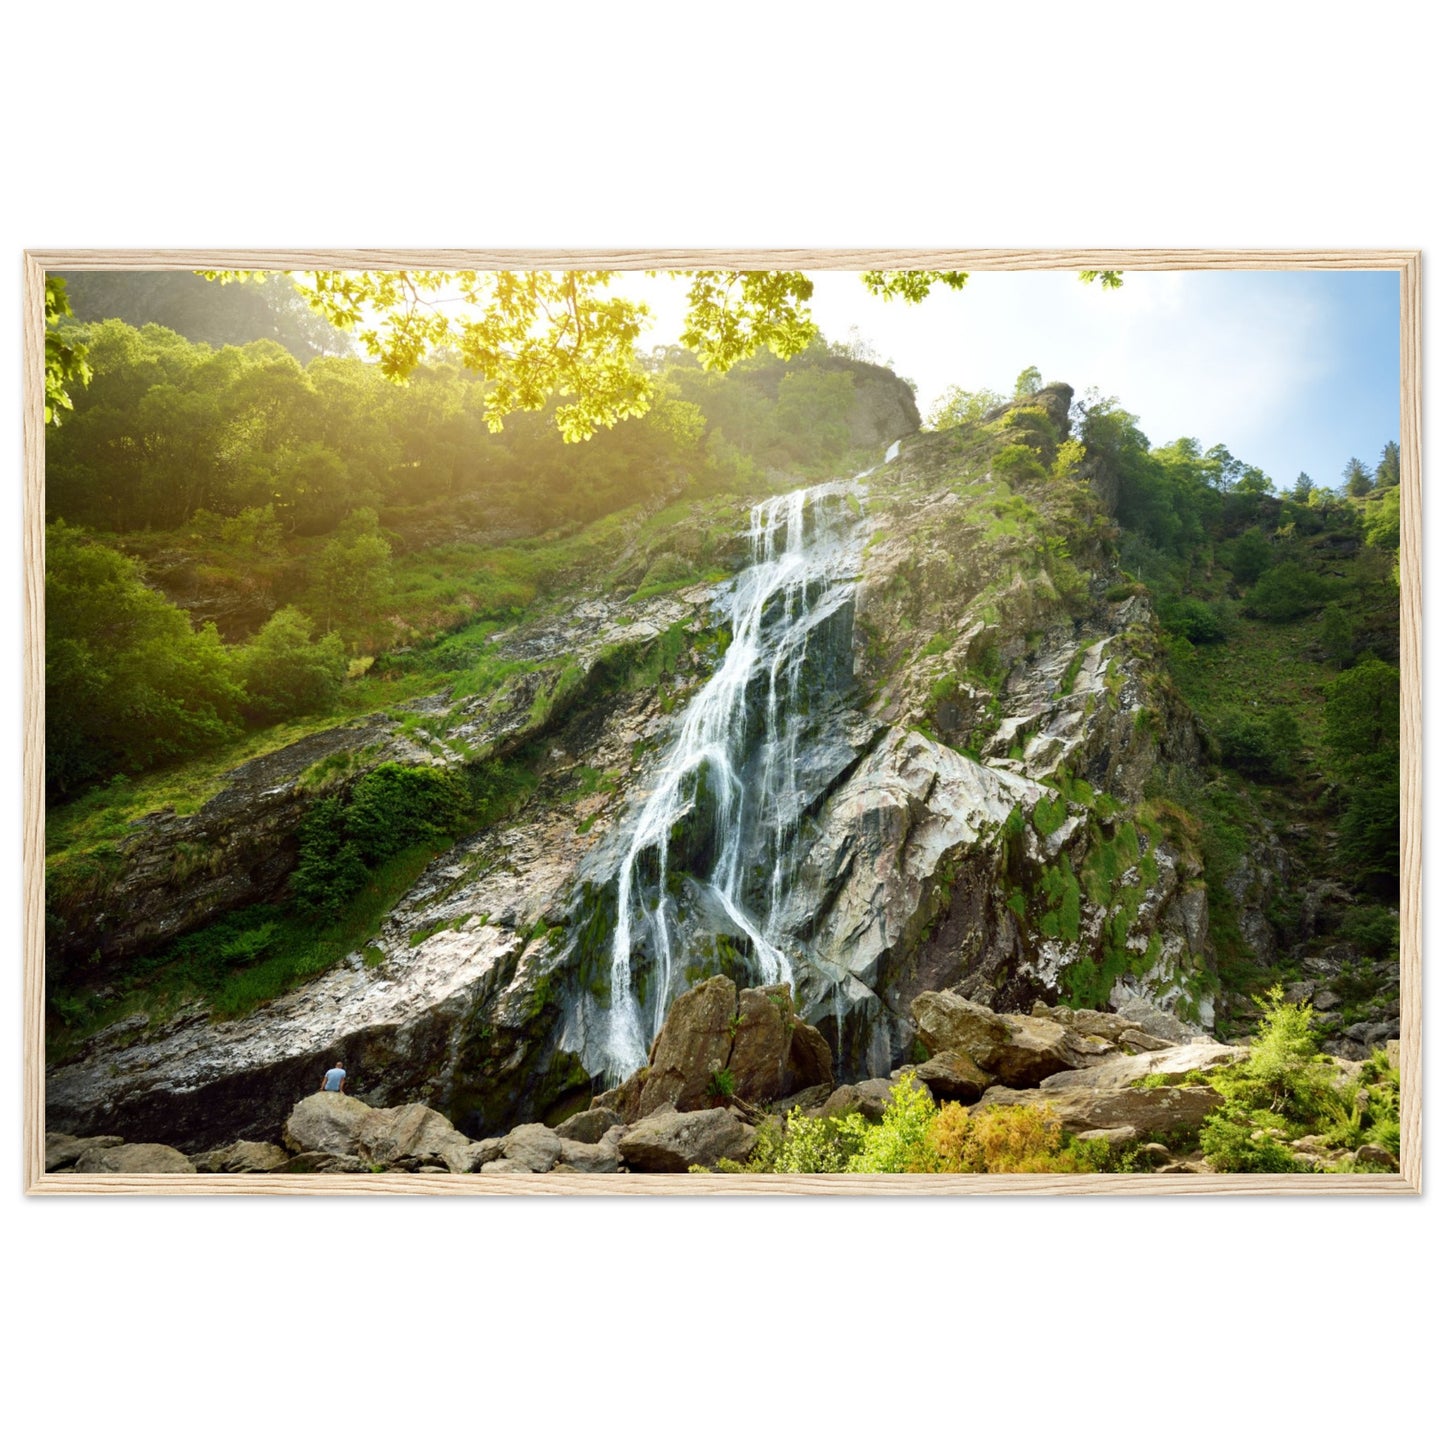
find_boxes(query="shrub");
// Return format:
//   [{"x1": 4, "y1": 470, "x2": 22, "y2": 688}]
[
  {"x1": 1229, "y1": 984, "x2": 1336, "y2": 1121},
  {"x1": 733, "y1": 1110, "x2": 866, "y2": 1174},
  {"x1": 1214, "y1": 706, "x2": 1301, "y2": 781},
  {"x1": 237, "y1": 606, "x2": 347, "y2": 726},
  {"x1": 1243, "y1": 562, "x2": 1337, "y2": 621},
  {"x1": 345, "y1": 763, "x2": 471, "y2": 862},
  {"x1": 925, "y1": 1102, "x2": 1101, "y2": 1173},
  {"x1": 1160, "y1": 595, "x2": 1228, "y2": 644},
  {"x1": 845, "y1": 1074, "x2": 938, "y2": 1173},
  {"x1": 1199, "y1": 1114, "x2": 1310, "y2": 1173},
  {"x1": 707, "y1": 1067, "x2": 736, "y2": 1100}
]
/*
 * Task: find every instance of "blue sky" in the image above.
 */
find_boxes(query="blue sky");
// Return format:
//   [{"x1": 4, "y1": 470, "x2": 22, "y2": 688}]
[{"x1": 630, "y1": 268, "x2": 1402, "y2": 492}]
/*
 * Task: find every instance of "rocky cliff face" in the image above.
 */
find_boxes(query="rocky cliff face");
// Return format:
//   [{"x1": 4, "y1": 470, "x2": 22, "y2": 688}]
[{"x1": 46, "y1": 387, "x2": 1233, "y2": 1150}]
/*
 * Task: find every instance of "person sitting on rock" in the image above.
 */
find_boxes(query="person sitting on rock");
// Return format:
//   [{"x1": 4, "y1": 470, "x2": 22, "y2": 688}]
[{"x1": 320, "y1": 1061, "x2": 347, "y2": 1094}]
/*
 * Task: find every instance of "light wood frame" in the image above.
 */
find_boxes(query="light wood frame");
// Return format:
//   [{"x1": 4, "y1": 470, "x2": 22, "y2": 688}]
[{"x1": 22, "y1": 248, "x2": 1423, "y2": 1196}]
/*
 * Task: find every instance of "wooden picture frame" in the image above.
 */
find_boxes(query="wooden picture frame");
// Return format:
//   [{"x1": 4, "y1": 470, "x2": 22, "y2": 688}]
[{"x1": 22, "y1": 247, "x2": 1422, "y2": 1196}]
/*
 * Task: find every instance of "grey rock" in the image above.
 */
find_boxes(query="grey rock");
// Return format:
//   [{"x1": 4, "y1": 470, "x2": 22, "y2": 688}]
[
  {"x1": 821, "y1": 1076, "x2": 926, "y2": 1122},
  {"x1": 190, "y1": 1140, "x2": 289, "y2": 1173},
  {"x1": 283, "y1": 1092, "x2": 483, "y2": 1173},
  {"x1": 72, "y1": 1142, "x2": 196, "y2": 1174},
  {"x1": 911, "y1": 992, "x2": 1107, "y2": 1086},
  {"x1": 479, "y1": 1157, "x2": 534, "y2": 1174},
  {"x1": 618, "y1": 1107, "x2": 756, "y2": 1171},
  {"x1": 1117, "y1": 1028, "x2": 1175, "y2": 1053},
  {"x1": 556, "y1": 1132, "x2": 624, "y2": 1173},
  {"x1": 46, "y1": 1133, "x2": 125, "y2": 1172},
  {"x1": 499, "y1": 1122, "x2": 563, "y2": 1173},
  {"x1": 1112, "y1": 999, "x2": 1201, "y2": 1045},
  {"x1": 1038, "y1": 1041, "x2": 1244, "y2": 1094},
  {"x1": 1075, "y1": 1126, "x2": 1138, "y2": 1147},
  {"x1": 1354, "y1": 1143, "x2": 1398, "y2": 1170},
  {"x1": 271, "y1": 1151, "x2": 368, "y2": 1173},
  {"x1": 555, "y1": 1108, "x2": 624, "y2": 1144},
  {"x1": 913, "y1": 1049, "x2": 991, "y2": 1102}
]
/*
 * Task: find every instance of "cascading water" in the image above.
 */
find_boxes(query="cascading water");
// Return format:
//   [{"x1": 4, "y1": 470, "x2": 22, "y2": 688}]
[{"x1": 599, "y1": 477, "x2": 869, "y2": 1081}]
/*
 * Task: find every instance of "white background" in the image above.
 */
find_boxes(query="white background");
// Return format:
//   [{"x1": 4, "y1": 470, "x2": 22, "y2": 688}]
[{"x1": 3, "y1": 4, "x2": 1439, "y2": 1440}]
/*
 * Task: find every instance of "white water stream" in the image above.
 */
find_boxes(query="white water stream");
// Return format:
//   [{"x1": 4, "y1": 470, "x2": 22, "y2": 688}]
[{"x1": 602, "y1": 476, "x2": 870, "y2": 1080}]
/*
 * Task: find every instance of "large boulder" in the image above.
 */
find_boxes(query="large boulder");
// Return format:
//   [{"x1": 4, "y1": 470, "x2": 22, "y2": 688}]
[
  {"x1": 635, "y1": 974, "x2": 738, "y2": 1118},
  {"x1": 46, "y1": 1133, "x2": 125, "y2": 1171},
  {"x1": 606, "y1": 977, "x2": 834, "y2": 1124},
  {"x1": 72, "y1": 1142, "x2": 196, "y2": 1174},
  {"x1": 1037, "y1": 1041, "x2": 1243, "y2": 1095},
  {"x1": 727, "y1": 986, "x2": 797, "y2": 1103},
  {"x1": 618, "y1": 1107, "x2": 756, "y2": 1171},
  {"x1": 820, "y1": 1077, "x2": 923, "y2": 1122},
  {"x1": 913, "y1": 1050, "x2": 991, "y2": 1102},
  {"x1": 976, "y1": 1039, "x2": 1238, "y2": 1137},
  {"x1": 555, "y1": 1107, "x2": 624, "y2": 1144},
  {"x1": 190, "y1": 1140, "x2": 290, "y2": 1173},
  {"x1": 554, "y1": 1127, "x2": 626, "y2": 1174},
  {"x1": 284, "y1": 1092, "x2": 374, "y2": 1156},
  {"x1": 496, "y1": 1123, "x2": 563, "y2": 1173},
  {"x1": 283, "y1": 1091, "x2": 482, "y2": 1172},
  {"x1": 270, "y1": 1151, "x2": 368, "y2": 1174},
  {"x1": 357, "y1": 1101, "x2": 481, "y2": 1174},
  {"x1": 911, "y1": 992, "x2": 1107, "y2": 1086}
]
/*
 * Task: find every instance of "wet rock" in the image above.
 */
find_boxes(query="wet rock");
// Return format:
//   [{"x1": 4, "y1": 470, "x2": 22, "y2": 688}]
[
  {"x1": 635, "y1": 974, "x2": 738, "y2": 1118},
  {"x1": 618, "y1": 1107, "x2": 756, "y2": 1171},
  {"x1": 73, "y1": 1142, "x2": 196, "y2": 1174}
]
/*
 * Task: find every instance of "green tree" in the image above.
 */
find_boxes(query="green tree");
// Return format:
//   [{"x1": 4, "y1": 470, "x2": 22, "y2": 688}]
[
  {"x1": 1013, "y1": 365, "x2": 1043, "y2": 397},
  {"x1": 236, "y1": 607, "x2": 347, "y2": 725},
  {"x1": 45, "y1": 523, "x2": 244, "y2": 795},
  {"x1": 1319, "y1": 603, "x2": 1354, "y2": 667},
  {"x1": 43, "y1": 277, "x2": 93, "y2": 426},
  {"x1": 926, "y1": 384, "x2": 1004, "y2": 430},
  {"x1": 1342, "y1": 456, "x2": 1372, "y2": 497},
  {"x1": 1363, "y1": 487, "x2": 1400, "y2": 550},
  {"x1": 202, "y1": 267, "x2": 1120, "y2": 442},
  {"x1": 1374, "y1": 440, "x2": 1400, "y2": 490},
  {"x1": 311, "y1": 509, "x2": 392, "y2": 635},
  {"x1": 1229, "y1": 526, "x2": 1272, "y2": 585},
  {"x1": 1323, "y1": 657, "x2": 1399, "y2": 776},
  {"x1": 1292, "y1": 471, "x2": 1314, "y2": 501}
]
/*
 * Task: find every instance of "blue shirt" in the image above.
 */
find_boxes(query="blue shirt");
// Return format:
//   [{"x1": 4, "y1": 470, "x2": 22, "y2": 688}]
[{"x1": 323, "y1": 1068, "x2": 346, "y2": 1092}]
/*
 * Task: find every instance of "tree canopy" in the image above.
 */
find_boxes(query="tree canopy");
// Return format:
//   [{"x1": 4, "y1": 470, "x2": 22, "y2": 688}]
[{"x1": 194, "y1": 266, "x2": 1124, "y2": 441}]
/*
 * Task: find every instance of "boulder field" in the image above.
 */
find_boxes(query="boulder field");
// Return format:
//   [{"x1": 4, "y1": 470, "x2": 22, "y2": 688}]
[{"x1": 48, "y1": 976, "x2": 1395, "y2": 1178}]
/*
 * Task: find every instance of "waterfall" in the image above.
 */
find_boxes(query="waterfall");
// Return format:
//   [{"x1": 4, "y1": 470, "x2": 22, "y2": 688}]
[{"x1": 601, "y1": 478, "x2": 867, "y2": 1080}]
